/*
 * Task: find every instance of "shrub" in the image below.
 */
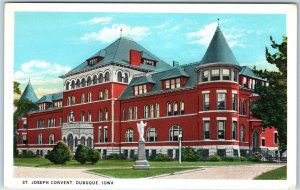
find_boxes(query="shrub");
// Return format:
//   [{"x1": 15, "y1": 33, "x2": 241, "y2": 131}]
[
  {"x1": 240, "y1": 156, "x2": 247, "y2": 161},
  {"x1": 248, "y1": 153, "x2": 262, "y2": 162},
  {"x1": 19, "y1": 150, "x2": 37, "y2": 158},
  {"x1": 75, "y1": 144, "x2": 89, "y2": 164},
  {"x1": 106, "y1": 154, "x2": 126, "y2": 160},
  {"x1": 208, "y1": 155, "x2": 221, "y2": 162},
  {"x1": 154, "y1": 153, "x2": 171, "y2": 161},
  {"x1": 182, "y1": 147, "x2": 201, "y2": 162},
  {"x1": 46, "y1": 141, "x2": 72, "y2": 164},
  {"x1": 87, "y1": 148, "x2": 101, "y2": 164}
]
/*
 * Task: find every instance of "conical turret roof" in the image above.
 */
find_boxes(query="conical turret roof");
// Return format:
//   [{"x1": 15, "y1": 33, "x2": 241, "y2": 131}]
[
  {"x1": 200, "y1": 25, "x2": 239, "y2": 66},
  {"x1": 19, "y1": 79, "x2": 38, "y2": 103}
]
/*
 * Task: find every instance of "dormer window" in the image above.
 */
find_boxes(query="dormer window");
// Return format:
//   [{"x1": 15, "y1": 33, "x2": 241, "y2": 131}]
[
  {"x1": 142, "y1": 59, "x2": 156, "y2": 67},
  {"x1": 87, "y1": 56, "x2": 102, "y2": 66},
  {"x1": 164, "y1": 78, "x2": 182, "y2": 90},
  {"x1": 134, "y1": 84, "x2": 148, "y2": 96}
]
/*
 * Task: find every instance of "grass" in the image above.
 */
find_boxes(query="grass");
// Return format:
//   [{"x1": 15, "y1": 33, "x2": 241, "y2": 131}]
[
  {"x1": 14, "y1": 157, "x2": 260, "y2": 168},
  {"x1": 88, "y1": 168, "x2": 198, "y2": 178},
  {"x1": 254, "y1": 166, "x2": 287, "y2": 180}
]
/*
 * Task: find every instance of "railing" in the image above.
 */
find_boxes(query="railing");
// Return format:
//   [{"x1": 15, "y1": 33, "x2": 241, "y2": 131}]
[{"x1": 62, "y1": 122, "x2": 93, "y2": 128}]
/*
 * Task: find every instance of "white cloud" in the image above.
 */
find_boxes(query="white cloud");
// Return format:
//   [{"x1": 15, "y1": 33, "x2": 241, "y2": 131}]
[
  {"x1": 15, "y1": 60, "x2": 71, "y2": 97},
  {"x1": 81, "y1": 17, "x2": 112, "y2": 25},
  {"x1": 187, "y1": 22, "x2": 245, "y2": 48},
  {"x1": 80, "y1": 24, "x2": 150, "y2": 43},
  {"x1": 242, "y1": 60, "x2": 279, "y2": 72}
]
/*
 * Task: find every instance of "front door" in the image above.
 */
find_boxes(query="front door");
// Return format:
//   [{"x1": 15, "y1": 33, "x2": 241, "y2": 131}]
[
  {"x1": 67, "y1": 134, "x2": 74, "y2": 151},
  {"x1": 252, "y1": 131, "x2": 259, "y2": 151}
]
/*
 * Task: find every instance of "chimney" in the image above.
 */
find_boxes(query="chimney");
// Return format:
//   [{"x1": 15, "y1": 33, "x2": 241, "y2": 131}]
[
  {"x1": 173, "y1": 61, "x2": 179, "y2": 67},
  {"x1": 129, "y1": 49, "x2": 141, "y2": 66}
]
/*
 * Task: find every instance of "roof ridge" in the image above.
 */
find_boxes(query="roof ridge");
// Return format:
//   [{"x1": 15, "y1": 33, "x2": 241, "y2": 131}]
[{"x1": 112, "y1": 38, "x2": 122, "y2": 63}]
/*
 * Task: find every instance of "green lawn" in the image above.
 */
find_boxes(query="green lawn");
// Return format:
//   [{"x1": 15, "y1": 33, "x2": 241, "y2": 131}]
[
  {"x1": 88, "y1": 168, "x2": 198, "y2": 178},
  {"x1": 254, "y1": 166, "x2": 287, "y2": 180},
  {"x1": 14, "y1": 157, "x2": 260, "y2": 168}
]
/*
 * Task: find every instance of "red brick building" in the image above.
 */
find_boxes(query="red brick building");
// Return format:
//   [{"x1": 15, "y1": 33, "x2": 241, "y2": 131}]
[{"x1": 17, "y1": 25, "x2": 279, "y2": 159}]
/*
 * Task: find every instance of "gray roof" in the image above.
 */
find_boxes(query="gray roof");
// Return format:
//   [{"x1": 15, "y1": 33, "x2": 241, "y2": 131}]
[
  {"x1": 200, "y1": 26, "x2": 239, "y2": 66},
  {"x1": 64, "y1": 37, "x2": 171, "y2": 77},
  {"x1": 130, "y1": 75, "x2": 156, "y2": 86},
  {"x1": 120, "y1": 63, "x2": 197, "y2": 99},
  {"x1": 239, "y1": 66, "x2": 264, "y2": 80},
  {"x1": 37, "y1": 92, "x2": 63, "y2": 104},
  {"x1": 20, "y1": 80, "x2": 38, "y2": 103}
]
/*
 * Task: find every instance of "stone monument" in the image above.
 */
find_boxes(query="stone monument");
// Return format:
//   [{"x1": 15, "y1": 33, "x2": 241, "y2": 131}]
[{"x1": 133, "y1": 121, "x2": 150, "y2": 169}]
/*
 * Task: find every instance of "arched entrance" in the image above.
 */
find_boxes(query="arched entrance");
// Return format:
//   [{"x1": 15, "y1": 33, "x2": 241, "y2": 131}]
[
  {"x1": 252, "y1": 131, "x2": 259, "y2": 151},
  {"x1": 67, "y1": 134, "x2": 74, "y2": 151}
]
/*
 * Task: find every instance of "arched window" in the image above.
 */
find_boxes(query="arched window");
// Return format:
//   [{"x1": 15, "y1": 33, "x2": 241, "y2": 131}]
[
  {"x1": 180, "y1": 101, "x2": 184, "y2": 115},
  {"x1": 240, "y1": 125, "x2": 245, "y2": 142},
  {"x1": 167, "y1": 102, "x2": 172, "y2": 116},
  {"x1": 126, "y1": 128, "x2": 134, "y2": 142},
  {"x1": 144, "y1": 105, "x2": 149, "y2": 118},
  {"x1": 81, "y1": 94, "x2": 85, "y2": 103},
  {"x1": 38, "y1": 134, "x2": 43, "y2": 144},
  {"x1": 71, "y1": 80, "x2": 75, "y2": 89},
  {"x1": 81, "y1": 112, "x2": 85, "y2": 122},
  {"x1": 104, "y1": 72, "x2": 110, "y2": 82},
  {"x1": 243, "y1": 101, "x2": 247, "y2": 115},
  {"x1": 124, "y1": 73, "x2": 129, "y2": 83},
  {"x1": 239, "y1": 99, "x2": 243, "y2": 114},
  {"x1": 150, "y1": 105, "x2": 154, "y2": 118},
  {"x1": 81, "y1": 137, "x2": 86, "y2": 145},
  {"x1": 88, "y1": 111, "x2": 92, "y2": 122},
  {"x1": 104, "y1": 108, "x2": 108, "y2": 121},
  {"x1": 146, "y1": 127, "x2": 157, "y2": 142},
  {"x1": 71, "y1": 95, "x2": 75, "y2": 105},
  {"x1": 92, "y1": 75, "x2": 97, "y2": 85},
  {"x1": 98, "y1": 73, "x2": 104, "y2": 83},
  {"x1": 67, "y1": 97, "x2": 71, "y2": 106},
  {"x1": 75, "y1": 137, "x2": 78, "y2": 147},
  {"x1": 99, "y1": 91, "x2": 103, "y2": 100},
  {"x1": 169, "y1": 126, "x2": 182, "y2": 141},
  {"x1": 87, "y1": 76, "x2": 92, "y2": 86},
  {"x1": 104, "y1": 89, "x2": 108, "y2": 99},
  {"x1": 87, "y1": 137, "x2": 92, "y2": 148},
  {"x1": 122, "y1": 109, "x2": 126, "y2": 121},
  {"x1": 63, "y1": 137, "x2": 66, "y2": 143},
  {"x1": 117, "y1": 71, "x2": 123, "y2": 82},
  {"x1": 76, "y1": 79, "x2": 81, "y2": 88},
  {"x1": 155, "y1": 103, "x2": 160, "y2": 118},
  {"x1": 49, "y1": 134, "x2": 55, "y2": 144},
  {"x1": 81, "y1": 78, "x2": 86, "y2": 87},
  {"x1": 65, "y1": 81, "x2": 70, "y2": 90},
  {"x1": 88, "y1": 92, "x2": 92, "y2": 102},
  {"x1": 173, "y1": 102, "x2": 178, "y2": 116},
  {"x1": 98, "y1": 109, "x2": 102, "y2": 121}
]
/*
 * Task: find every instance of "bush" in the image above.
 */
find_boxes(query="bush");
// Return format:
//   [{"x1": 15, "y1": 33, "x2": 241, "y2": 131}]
[
  {"x1": 248, "y1": 153, "x2": 262, "y2": 162},
  {"x1": 19, "y1": 150, "x2": 37, "y2": 158},
  {"x1": 182, "y1": 147, "x2": 201, "y2": 161},
  {"x1": 240, "y1": 156, "x2": 247, "y2": 161},
  {"x1": 106, "y1": 154, "x2": 126, "y2": 160},
  {"x1": 154, "y1": 153, "x2": 171, "y2": 161},
  {"x1": 46, "y1": 141, "x2": 72, "y2": 164},
  {"x1": 87, "y1": 148, "x2": 101, "y2": 164},
  {"x1": 208, "y1": 155, "x2": 221, "y2": 162},
  {"x1": 75, "y1": 144, "x2": 89, "y2": 164}
]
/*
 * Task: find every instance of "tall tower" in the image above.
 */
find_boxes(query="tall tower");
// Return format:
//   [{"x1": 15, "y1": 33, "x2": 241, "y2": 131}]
[{"x1": 19, "y1": 79, "x2": 38, "y2": 103}]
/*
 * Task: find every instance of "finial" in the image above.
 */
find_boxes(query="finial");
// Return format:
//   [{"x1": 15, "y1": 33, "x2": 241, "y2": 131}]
[
  {"x1": 217, "y1": 18, "x2": 220, "y2": 26},
  {"x1": 120, "y1": 28, "x2": 123, "y2": 37}
]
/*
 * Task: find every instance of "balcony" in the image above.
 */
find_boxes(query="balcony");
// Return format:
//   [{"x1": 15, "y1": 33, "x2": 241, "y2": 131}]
[{"x1": 62, "y1": 122, "x2": 93, "y2": 129}]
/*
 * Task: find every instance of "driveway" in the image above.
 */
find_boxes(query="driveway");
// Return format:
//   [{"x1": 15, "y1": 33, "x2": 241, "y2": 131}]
[{"x1": 14, "y1": 163, "x2": 285, "y2": 179}]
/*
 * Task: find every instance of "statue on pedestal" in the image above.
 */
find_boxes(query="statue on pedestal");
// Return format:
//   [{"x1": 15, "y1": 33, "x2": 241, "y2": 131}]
[{"x1": 133, "y1": 121, "x2": 150, "y2": 170}]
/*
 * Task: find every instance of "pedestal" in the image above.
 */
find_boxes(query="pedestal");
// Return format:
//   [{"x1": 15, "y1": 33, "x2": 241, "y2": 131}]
[{"x1": 133, "y1": 141, "x2": 150, "y2": 169}]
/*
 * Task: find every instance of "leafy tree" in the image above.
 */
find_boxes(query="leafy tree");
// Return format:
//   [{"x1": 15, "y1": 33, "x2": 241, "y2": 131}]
[
  {"x1": 252, "y1": 36, "x2": 287, "y2": 152},
  {"x1": 87, "y1": 148, "x2": 101, "y2": 164},
  {"x1": 46, "y1": 141, "x2": 72, "y2": 164},
  {"x1": 14, "y1": 81, "x2": 21, "y2": 95},
  {"x1": 74, "y1": 144, "x2": 89, "y2": 164}
]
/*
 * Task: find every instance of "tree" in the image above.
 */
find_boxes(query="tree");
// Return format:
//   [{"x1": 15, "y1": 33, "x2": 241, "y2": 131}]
[
  {"x1": 14, "y1": 81, "x2": 21, "y2": 95},
  {"x1": 87, "y1": 148, "x2": 101, "y2": 164},
  {"x1": 75, "y1": 144, "x2": 89, "y2": 164},
  {"x1": 252, "y1": 36, "x2": 287, "y2": 152},
  {"x1": 46, "y1": 141, "x2": 72, "y2": 164}
]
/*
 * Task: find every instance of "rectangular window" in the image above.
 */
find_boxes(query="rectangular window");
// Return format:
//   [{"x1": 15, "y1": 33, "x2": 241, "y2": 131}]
[
  {"x1": 243, "y1": 77, "x2": 247, "y2": 88},
  {"x1": 171, "y1": 79, "x2": 175, "y2": 89},
  {"x1": 232, "y1": 121, "x2": 237, "y2": 140},
  {"x1": 262, "y1": 138, "x2": 265, "y2": 146},
  {"x1": 104, "y1": 128, "x2": 108, "y2": 143},
  {"x1": 217, "y1": 120, "x2": 225, "y2": 139},
  {"x1": 204, "y1": 121, "x2": 210, "y2": 139},
  {"x1": 217, "y1": 93, "x2": 226, "y2": 110},
  {"x1": 22, "y1": 135, "x2": 27, "y2": 144},
  {"x1": 167, "y1": 149, "x2": 173, "y2": 159},
  {"x1": 139, "y1": 85, "x2": 143, "y2": 94},
  {"x1": 232, "y1": 93, "x2": 237, "y2": 111},
  {"x1": 155, "y1": 103, "x2": 160, "y2": 118},
  {"x1": 122, "y1": 109, "x2": 126, "y2": 121},
  {"x1": 202, "y1": 70, "x2": 209, "y2": 82},
  {"x1": 133, "y1": 106, "x2": 138, "y2": 119},
  {"x1": 165, "y1": 80, "x2": 170, "y2": 89},
  {"x1": 143, "y1": 84, "x2": 147, "y2": 93},
  {"x1": 211, "y1": 69, "x2": 220, "y2": 81},
  {"x1": 203, "y1": 93, "x2": 210, "y2": 111},
  {"x1": 176, "y1": 78, "x2": 181, "y2": 88},
  {"x1": 98, "y1": 127, "x2": 102, "y2": 143},
  {"x1": 274, "y1": 132, "x2": 278, "y2": 144},
  {"x1": 222, "y1": 69, "x2": 230, "y2": 80},
  {"x1": 128, "y1": 107, "x2": 133, "y2": 120},
  {"x1": 134, "y1": 86, "x2": 138, "y2": 95}
]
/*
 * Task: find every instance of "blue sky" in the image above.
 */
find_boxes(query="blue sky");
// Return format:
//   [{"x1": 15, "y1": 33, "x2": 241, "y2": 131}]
[{"x1": 14, "y1": 12, "x2": 286, "y2": 98}]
